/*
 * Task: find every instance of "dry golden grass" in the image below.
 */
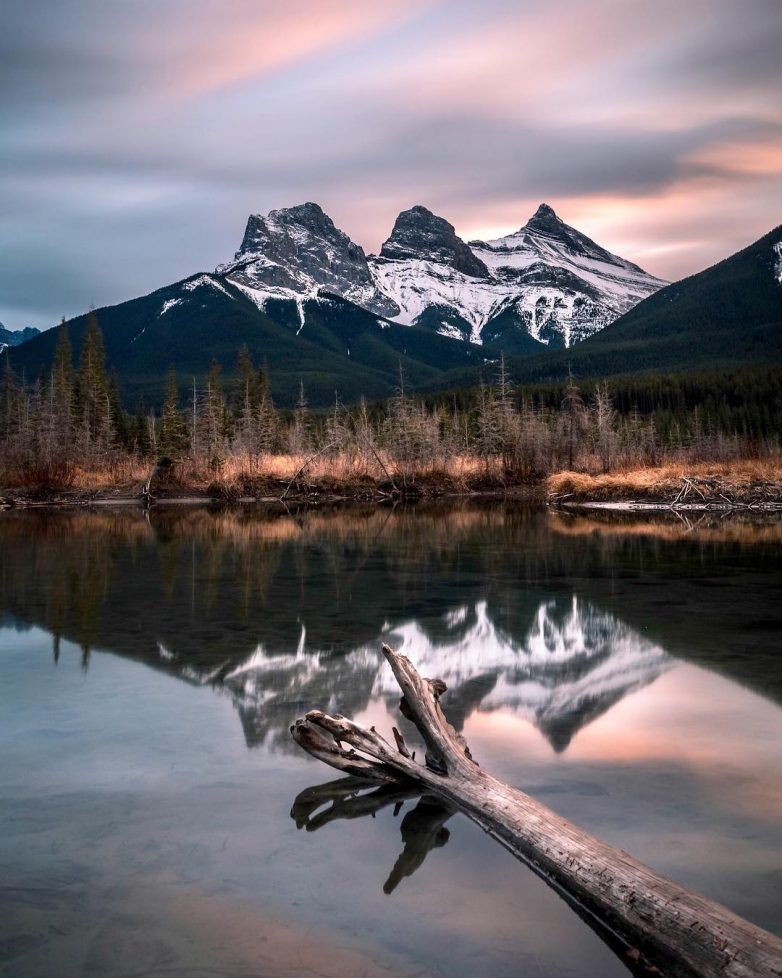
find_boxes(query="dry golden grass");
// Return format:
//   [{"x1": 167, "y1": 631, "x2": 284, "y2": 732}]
[
  {"x1": 546, "y1": 457, "x2": 782, "y2": 502},
  {"x1": 1, "y1": 449, "x2": 507, "y2": 499},
  {"x1": 6, "y1": 449, "x2": 782, "y2": 504},
  {"x1": 169, "y1": 452, "x2": 504, "y2": 495},
  {"x1": 70, "y1": 458, "x2": 150, "y2": 489}
]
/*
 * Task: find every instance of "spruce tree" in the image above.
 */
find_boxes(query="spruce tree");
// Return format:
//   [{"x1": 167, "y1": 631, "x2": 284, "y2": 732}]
[
  {"x1": 73, "y1": 311, "x2": 109, "y2": 451},
  {"x1": 130, "y1": 400, "x2": 151, "y2": 456},
  {"x1": 234, "y1": 345, "x2": 259, "y2": 414},
  {"x1": 52, "y1": 319, "x2": 73, "y2": 402},
  {"x1": 158, "y1": 368, "x2": 189, "y2": 460}
]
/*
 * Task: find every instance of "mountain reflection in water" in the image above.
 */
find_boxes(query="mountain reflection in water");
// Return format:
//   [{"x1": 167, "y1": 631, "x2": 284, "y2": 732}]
[
  {"x1": 221, "y1": 596, "x2": 671, "y2": 753},
  {"x1": 0, "y1": 502, "x2": 780, "y2": 757},
  {"x1": 1, "y1": 503, "x2": 782, "y2": 978}
]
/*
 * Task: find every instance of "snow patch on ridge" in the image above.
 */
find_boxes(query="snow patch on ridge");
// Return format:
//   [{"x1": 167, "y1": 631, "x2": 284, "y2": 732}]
[
  {"x1": 159, "y1": 298, "x2": 183, "y2": 316},
  {"x1": 231, "y1": 281, "x2": 270, "y2": 311},
  {"x1": 437, "y1": 320, "x2": 466, "y2": 341},
  {"x1": 183, "y1": 275, "x2": 235, "y2": 298},
  {"x1": 773, "y1": 240, "x2": 782, "y2": 284}
]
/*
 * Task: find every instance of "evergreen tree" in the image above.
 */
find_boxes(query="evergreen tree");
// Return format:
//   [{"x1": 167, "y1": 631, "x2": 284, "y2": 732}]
[
  {"x1": 130, "y1": 400, "x2": 151, "y2": 456},
  {"x1": 203, "y1": 361, "x2": 227, "y2": 469},
  {"x1": 158, "y1": 368, "x2": 189, "y2": 459},
  {"x1": 107, "y1": 373, "x2": 129, "y2": 447},
  {"x1": 73, "y1": 311, "x2": 110, "y2": 453},
  {"x1": 234, "y1": 345, "x2": 259, "y2": 414},
  {"x1": 52, "y1": 319, "x2": 73, "y2": 402},
  {"x1": 562, "y1": 368, "x2": 586, "y2": 470}
]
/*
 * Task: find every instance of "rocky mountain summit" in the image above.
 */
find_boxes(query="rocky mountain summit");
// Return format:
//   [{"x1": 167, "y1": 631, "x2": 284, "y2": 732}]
[
  {"x1": 217, "y1": 201, "x2": 666, "y2": 351},
  {"x1": 0, "y1": 323, "x2": 40, "y2": 354},
  {"x1": 217, "y1": 202, "x2": 399, "y2": 318},
  {"x1": 379, "y1": 205, "x2": 488, "y2": 277}
]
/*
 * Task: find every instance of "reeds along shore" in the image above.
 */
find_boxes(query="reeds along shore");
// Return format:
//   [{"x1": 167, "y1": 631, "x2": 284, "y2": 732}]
[{"x1": 1, "y1": 321, "x2": 780, "y2": 497}]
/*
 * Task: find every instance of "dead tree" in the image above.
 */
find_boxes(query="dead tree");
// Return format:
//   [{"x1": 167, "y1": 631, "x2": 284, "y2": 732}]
[{"x1": 291, "y1": 644, "x2": 782, "y2": 978}]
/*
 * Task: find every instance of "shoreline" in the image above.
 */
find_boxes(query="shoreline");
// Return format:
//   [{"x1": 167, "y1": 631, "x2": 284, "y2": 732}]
[
  {"x1": 0, "y1": 485, "x2": 539, "y2": 510},
  {"x1": 3, "y1": 461, "x2": 782, "y2": 513},
  {"x1": 556, "y1": 499, "x2": 782, "y2": 513}
]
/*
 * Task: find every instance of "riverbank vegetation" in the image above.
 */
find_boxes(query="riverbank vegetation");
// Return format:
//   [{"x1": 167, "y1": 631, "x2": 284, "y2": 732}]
[
  {"x1": 547, "y1": 459, "x2": 782, "y2": 506},
  {"x1": 1, "y1": 319, "x2": 780, "y2": 501}
]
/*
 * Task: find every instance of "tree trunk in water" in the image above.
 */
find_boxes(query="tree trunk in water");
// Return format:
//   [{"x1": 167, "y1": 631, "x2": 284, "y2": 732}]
[{"x1": 291, "y1": 644, "x2": 782, "y2": 978}]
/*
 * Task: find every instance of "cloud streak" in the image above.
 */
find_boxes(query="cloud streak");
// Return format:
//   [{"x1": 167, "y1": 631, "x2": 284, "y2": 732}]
[{"x1": 1, "y1": 0, "x2": 780, "y2": 328}]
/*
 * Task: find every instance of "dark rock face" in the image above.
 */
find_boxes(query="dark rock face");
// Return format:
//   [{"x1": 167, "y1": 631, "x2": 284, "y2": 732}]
[
  {"x1": 218, "y1": 202, "x2": 399, "y2": 317},
  {"x1": 380, "y1": 205, "x2": 489, "y2": 278},
  {"x1": 515, "y1": 262, "x2": 604, "y2": 300},
  {"x1": 0, "y1": 324, "x2": 40, "y2": 347}
]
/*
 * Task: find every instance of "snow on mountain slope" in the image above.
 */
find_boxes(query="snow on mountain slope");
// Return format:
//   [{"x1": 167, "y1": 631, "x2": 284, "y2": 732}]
[
  {"x1": 470, "y1": 204, "x2": 667, "y2": 312},
  {"x1": 215, "y1": 201, "x2": 666, "y2": 351},
  {"x1": 370, "y1": 203, "x2": 666, "y2": 348},
  {"x1": 217, "y1": 201, "x2": 399, "y2": 318},
  {"x1": 369, "y1": 257, "x2": 508, "y2": 343}
]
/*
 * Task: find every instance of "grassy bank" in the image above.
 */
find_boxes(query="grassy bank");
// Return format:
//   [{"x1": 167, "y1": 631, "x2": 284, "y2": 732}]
[
  {"x1": 4, "y1": 454, "x2": 782, "y2": 510},
  {"x1": 546, "y1": 458, "x2": 782, "y2": 507},
  {"x1": 0, "y1": 452, "x2": 526, "y2": 506}
]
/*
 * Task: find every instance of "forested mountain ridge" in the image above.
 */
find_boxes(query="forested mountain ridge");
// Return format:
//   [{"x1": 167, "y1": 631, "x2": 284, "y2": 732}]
[
  {"x1": 6, "y1": 213, "x2": 780, "y2": 409},
  {"x1": 425, "y1": 223, "x2": 782, "y2": 391},
  {"x1": 6, "y1": 272, "x2": 484, "y2": 408}
]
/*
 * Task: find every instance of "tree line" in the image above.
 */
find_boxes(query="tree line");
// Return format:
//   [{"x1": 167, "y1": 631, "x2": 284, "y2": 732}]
[{"x1": 1, "y1": 319, "x2": 778, "y2": 488}]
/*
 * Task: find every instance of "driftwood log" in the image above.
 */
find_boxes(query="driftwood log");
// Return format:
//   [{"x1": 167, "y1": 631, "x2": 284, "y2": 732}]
[{"x1": 291, "y1": 644, "x2": 782, "y2": 978}]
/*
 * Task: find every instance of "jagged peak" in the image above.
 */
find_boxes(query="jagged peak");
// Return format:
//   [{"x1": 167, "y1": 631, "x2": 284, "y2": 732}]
[
  {"x1": 227, "y1": 201, "x2": 368, "y2": 268},
  {"x1": 265, "y1": 201, "x2": 327, "y2": 222},
  {"x1": 380, "y1": 205, "x2": 488, "y2": 278},
  {"x1": 242, "y1": 201, "x2": 336, "y2": 240},
  {"x1": 523, "y1": 202, "x2": 568, "y2": 235},
  {"x1": 531, "y1": 202, "x2": 559, "y2": 220}
]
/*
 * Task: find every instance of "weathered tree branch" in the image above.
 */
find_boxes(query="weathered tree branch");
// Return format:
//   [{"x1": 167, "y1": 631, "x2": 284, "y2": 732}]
[{"x1": 291, "y1": 643, "x2": 782, "y2": 978}]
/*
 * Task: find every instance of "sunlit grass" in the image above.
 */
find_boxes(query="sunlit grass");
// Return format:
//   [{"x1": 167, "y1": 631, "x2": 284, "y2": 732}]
[{"x1": 546, "y1": 457, "x2": 782, "y2": 502}]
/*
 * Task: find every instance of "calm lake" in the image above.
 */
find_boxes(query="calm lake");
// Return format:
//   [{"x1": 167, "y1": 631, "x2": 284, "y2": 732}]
[{"x1": 1, "y1": 503, "x2": 781, "y2": 978}]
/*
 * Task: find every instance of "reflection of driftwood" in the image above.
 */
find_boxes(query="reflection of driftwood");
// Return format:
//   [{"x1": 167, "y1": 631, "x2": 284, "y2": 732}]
[
  {"x1": 290, "y1": 776, "x2": 453, "y2": 894},
  {"x1": 141, "y1": 463, "x2": 160, "y2": 505},
  {"x1": 292, "y1": 644, "x2": 782, "y2": 978},
  {"x1": 291, "y1": 776, "x2": 419, "y2": 830},
  {"x1": 383, "y1": 797, "x2": 452, "y2": 894}
]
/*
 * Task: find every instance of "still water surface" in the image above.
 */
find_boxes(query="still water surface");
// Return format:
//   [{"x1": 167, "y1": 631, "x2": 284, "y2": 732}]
[{"x1": 1, "y1": 503, "x2": 781, "y2": 977}]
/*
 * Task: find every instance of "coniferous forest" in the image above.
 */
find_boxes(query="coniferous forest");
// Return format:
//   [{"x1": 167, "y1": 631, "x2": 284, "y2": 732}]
[{"x1": 2, "y1": 317, "x2": 780, "y2": 495}]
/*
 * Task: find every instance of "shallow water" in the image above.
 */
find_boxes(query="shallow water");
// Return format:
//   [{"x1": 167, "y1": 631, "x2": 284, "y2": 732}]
[{"x1": 1, "y1": 503, "x2": 781, "y2": 977}]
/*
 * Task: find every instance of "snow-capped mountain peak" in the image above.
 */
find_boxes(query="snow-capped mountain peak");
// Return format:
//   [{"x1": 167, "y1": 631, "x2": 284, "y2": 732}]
[
  {"x1": 217, "y1": 202, "x2": 399, "y2": 318},
  {"x1": 215, "y1": 200, "x2": 667, "y2": 351},
  {"x1": 476, "y1": 202, "x2": 649, "y2": 276},
  {"x1": 467, "y1": 204, "x2": 667, "y2": 348}
]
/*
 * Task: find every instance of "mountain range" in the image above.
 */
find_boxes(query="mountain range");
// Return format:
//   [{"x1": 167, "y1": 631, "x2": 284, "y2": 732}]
[
  {"x1": 467, "y1": 222, "x2": 782, "y2": 389},
  {"x1": 0, "y1": 324, "x2": 40, "y2": 355},
  {"x1": 217, "y1": 201, "x2": 666, "y2": 351},
  {"x1": 5, "y1": 202, "x2": 781, "y2": 406}
]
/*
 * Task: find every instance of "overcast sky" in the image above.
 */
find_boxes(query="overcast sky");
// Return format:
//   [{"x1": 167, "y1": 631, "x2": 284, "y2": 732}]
[{"x1": 2, "y1": 0, "x2": 781, "y2": 330}]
